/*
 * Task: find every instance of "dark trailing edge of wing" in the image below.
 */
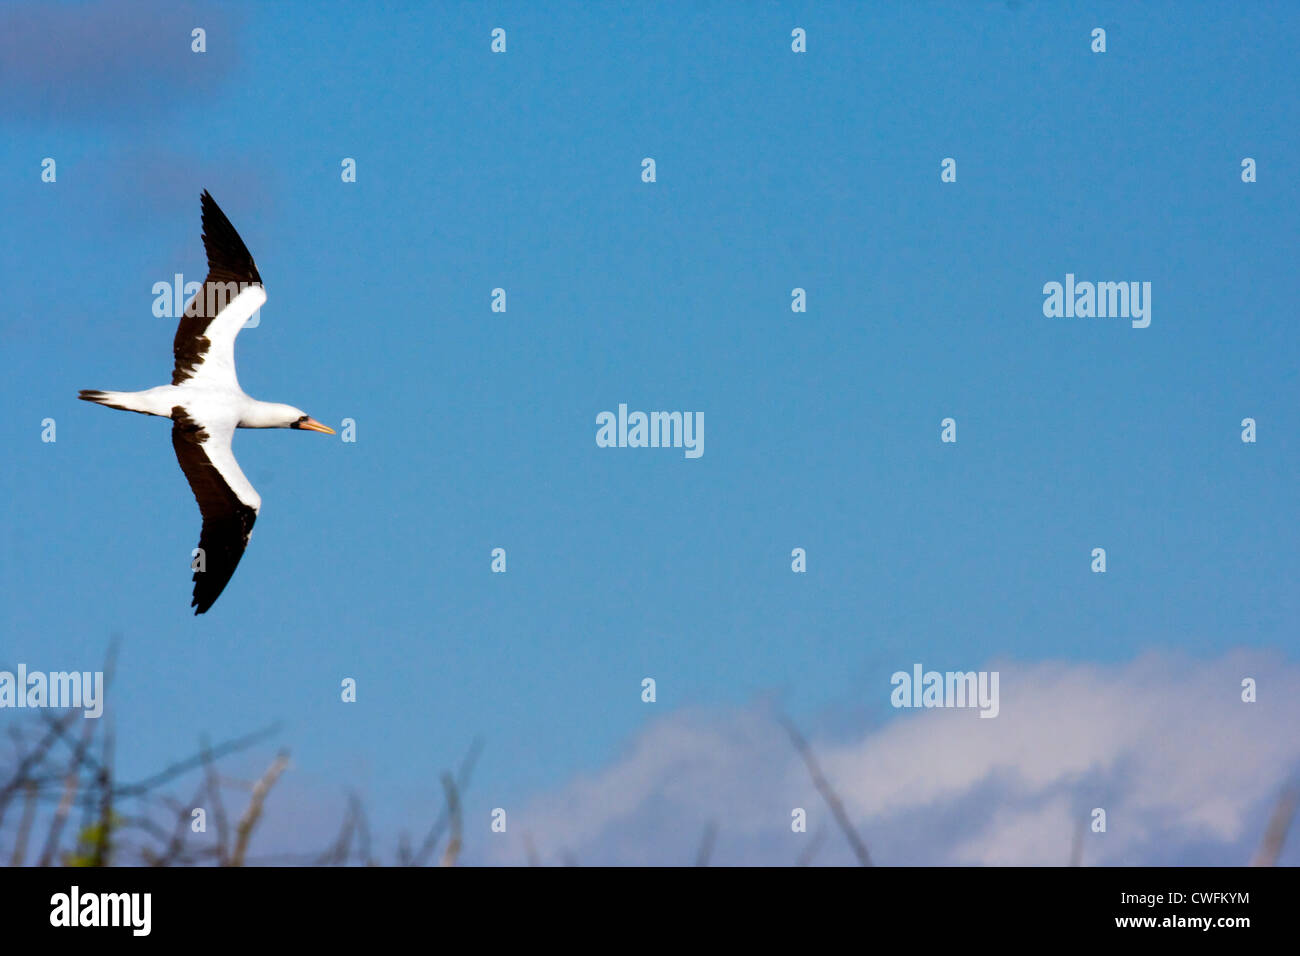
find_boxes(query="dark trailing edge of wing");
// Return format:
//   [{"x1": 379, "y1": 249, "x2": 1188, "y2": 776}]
[
  {"x1": 171, "y1": 406, "x2": 258, "y2": 615},
  {"x1": 172, "y1": 191, "x2": 264, "y2": 385}
]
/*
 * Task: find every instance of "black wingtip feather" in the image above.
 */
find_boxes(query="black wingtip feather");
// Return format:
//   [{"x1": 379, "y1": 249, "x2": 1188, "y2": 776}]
[{"x1": 198, "y1": 189, "x2": 262, "y2": 286}]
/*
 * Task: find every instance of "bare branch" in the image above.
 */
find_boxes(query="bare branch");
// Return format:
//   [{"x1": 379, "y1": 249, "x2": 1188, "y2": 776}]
[
  {"x1": 229, "y1": 751, "x2": 289, "y2": 867},
  {"x1": 438, "y1": 773, "x2": 463, "y2": 867},
  {"x1": 354, "y1": 796, "x2": 373, "y2": 866},
  {"x1": 523, "y1": 831, "x2": 541, "y2": 867},
  {"x1": 694, "y1": 820, "x2": 718, "y2": 867},
  {"x1": 315, "y1": 793, "x2": 358, "y2": 866},
  {"x1": 1251, "y1": 785, "x2": 1299, "y2": 866},
  {"x1": 9, "y1": 781, "x2": 38, "y2": 866},
  {"x1": 89, "y1": 726, "x2": 115, "y2": 866},
  {"x1": 1069, "y1": 815, "x2": 1086, "y2": 867},
  {"x1": 147, "y1": 781, "x2": 207, "y2": 867},
  {"x1": 795, "y1": 825, "x2": 827, "y2": 866},
  {"x1": 37, "y1": 702, "x2": 101, "y2": 866},
  {"x1": 779, "y1": 715, "x2": 872, "y2": 866},
  {"x1": 114, "y1": 722, "x2": 282, "y2": 798},
  {"x1": 0, "y1": 709, "x2": 80, "y2": 830},
  {"x1": 410, "y1": 737, "x2": 484, "y2": 866},
  {"x1": 200, "y1": 736, "x2": 229, "y2": 865}
]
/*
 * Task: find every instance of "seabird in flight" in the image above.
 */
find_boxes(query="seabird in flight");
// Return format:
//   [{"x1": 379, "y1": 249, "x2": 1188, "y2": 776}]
[{"x1": 80, "y1": 190, "x2": 334, "y2": 614}]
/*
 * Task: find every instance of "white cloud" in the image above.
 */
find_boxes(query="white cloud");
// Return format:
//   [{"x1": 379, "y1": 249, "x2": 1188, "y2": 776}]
[{"x1": 486, "y1": 651, "x2": 1300, "y2": 865}]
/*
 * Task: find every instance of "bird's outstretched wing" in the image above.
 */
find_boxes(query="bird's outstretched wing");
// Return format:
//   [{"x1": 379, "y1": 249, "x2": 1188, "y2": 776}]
[
  {"x1": 170, "y1": 406, "x2": 261, "y2": 614},
  {"x1": 172, "y1": 190, "x2": 267, "y2": 387}
]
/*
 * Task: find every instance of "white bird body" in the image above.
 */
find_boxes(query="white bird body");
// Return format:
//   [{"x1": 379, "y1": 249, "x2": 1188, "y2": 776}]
[{"x1": 80, "y1": 192, "x2": 333, "y2": 614}]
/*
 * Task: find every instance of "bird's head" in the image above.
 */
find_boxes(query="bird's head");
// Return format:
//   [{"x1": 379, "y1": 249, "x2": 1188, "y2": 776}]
[
  {"x1": 243, "y1": 402, "x2": 335, "y2": 432},
  {"x1": 288, "y1": 410, "x2": 335, "y2": 434}
]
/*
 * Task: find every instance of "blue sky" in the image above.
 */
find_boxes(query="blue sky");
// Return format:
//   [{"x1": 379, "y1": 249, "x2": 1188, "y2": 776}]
[{"x1": 1, "y1": 0, "x2": 1297, "y2": 865}]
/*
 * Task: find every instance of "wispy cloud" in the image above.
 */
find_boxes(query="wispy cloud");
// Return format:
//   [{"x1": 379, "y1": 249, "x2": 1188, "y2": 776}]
[{"x1": 487, "y1": 652, "x2": 1299, "y2": 865}]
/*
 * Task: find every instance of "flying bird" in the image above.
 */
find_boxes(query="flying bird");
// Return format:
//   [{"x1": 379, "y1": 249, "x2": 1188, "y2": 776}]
[{"x1": 80, "y1": 191, "x2": 334, "y2": 614}]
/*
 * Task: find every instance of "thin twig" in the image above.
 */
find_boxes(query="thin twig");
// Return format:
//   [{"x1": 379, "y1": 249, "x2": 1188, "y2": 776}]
[
  {"x1": 9, "y1": 781, "x2": 38, "y2": 866},
  {"x1": 1251, "y1": 785, "x2": 1299, "y2": 866},
  {"x1": 795, "y1": 825, "x2": 827, "y2": 866},
  {"x1": 410, "y1": 737, "x2": 484, "y2": 866},
  {"x1": 779, "y1": 715, "x2": 873, "y2": 866},
  {"x1": 438, "y1": 773, "x2": 463, "y2": 867},
  {"x1": 229, "y1": 751, "x2": 289, "y2": 866},
  {"x1": 694, "y1": 820, "x2": 718, "y2": 866},
  {"x1": 89, "y1": 726, "x2": 115, "y2": 866},
  {"x1": 114, "y1": 722, "x2": 282, "y2": 797},
  {"x1": 147, "y1": 782, "x2": 207, "y2": 866},
  {"x1": 354, "y1": 796, "x2": 373, "y2": 865},
  {"x1": 1068, "y1": 815, "x2": 1086, "y2": 867},
  {"x1": 36, "y1": 702, "x2": 101, "y2": 866},
  {"x1": 316, "y1": 793, "x2": 358, "y2": 866},
  {"x1": 200, "y1": 736, "x2": 229, "y2": 865},
  {"x1": 0, "y1": 709, "x2": 80, "y2": 830}
]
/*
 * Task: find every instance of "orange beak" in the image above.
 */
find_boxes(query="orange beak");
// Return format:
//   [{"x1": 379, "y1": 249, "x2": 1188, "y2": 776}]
[{"x1": 298, "y1": 418, "x2": 335, "y2": 435}]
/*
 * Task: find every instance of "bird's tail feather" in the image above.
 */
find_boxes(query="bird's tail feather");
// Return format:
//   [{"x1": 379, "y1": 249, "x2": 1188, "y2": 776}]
[{"x1": 78, "y1": 389, "x2": 162, "y2": 416}]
